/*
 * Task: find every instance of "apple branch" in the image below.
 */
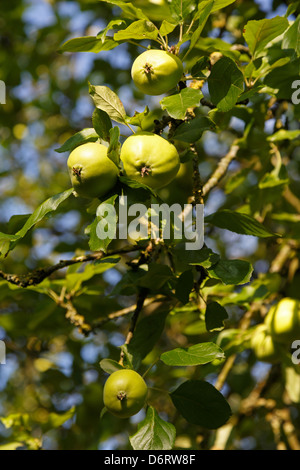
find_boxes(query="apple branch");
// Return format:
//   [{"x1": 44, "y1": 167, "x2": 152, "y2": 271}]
[
  {"x1": 0, "y1": 245, "x2": 137, "y2": 288},
  {"x1": 119, "y1": 288, "x2": 148, "y2": 366},
  {"x1": 202, "y1": 143, "x2": 240, "y2": 197},
  {"x1": 191, "y1": 145, "x2": 204, "y2": 205}
]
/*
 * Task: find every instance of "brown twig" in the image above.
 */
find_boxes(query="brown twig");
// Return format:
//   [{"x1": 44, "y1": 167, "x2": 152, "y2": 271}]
[
  {"x1": 92, "y1": 295, "x2": 166, "y2": 328},
  {"x1": 0, "y1": 245, "x2": 137, "y2": 288},
  {"x1": 119, "y1": 288, "x2": 148, "y2": 366},
  {"x1": 48, "y1": 289, "x2": 92, "y2": 335},
  {"x1": 269, "y1": 242, "x2": 294, "y2": 274},
  {"x1": 191, "y1": 146, "x2": 204, "y2": 205},
  {"x1": 283, "y1": 187, "x2": 300, "y2": 214},
  {"x1": 202, "y1": 143, "x2": 240, "y2": 197}
]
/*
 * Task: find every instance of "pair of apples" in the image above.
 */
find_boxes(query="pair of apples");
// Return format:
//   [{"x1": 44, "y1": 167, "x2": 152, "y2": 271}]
[
  {"x1": 251, "y1": 298, "x2": 300, "y2": 363},
  {"x1": 68, "y1": 50, "x2": 184, "y2": 199}
]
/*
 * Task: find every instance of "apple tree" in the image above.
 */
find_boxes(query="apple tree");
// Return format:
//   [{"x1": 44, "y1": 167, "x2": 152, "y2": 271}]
[{"x1": 0, "y1": 0, "x2": 300, "y2": 451}]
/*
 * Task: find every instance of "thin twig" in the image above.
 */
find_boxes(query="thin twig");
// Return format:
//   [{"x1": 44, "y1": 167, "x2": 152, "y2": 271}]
[
  {"x1": 92, "y1": 296, "x2": 166, "y2": 328},
  {"x1": 283, "y1": 187, "x2": 300, "y2": 213},
  {"x1": 0, "y1": 245, "x2": 137, "y2": 288},
  {"x1": 191, "y1": 146, "x2": 204, "y2": 205},
  {"x1": 119, "y1": 288, "x2": 148, "y2": 366},
  {"x1": 202, "y1": 143, "x2": 239, "y2": 197}
]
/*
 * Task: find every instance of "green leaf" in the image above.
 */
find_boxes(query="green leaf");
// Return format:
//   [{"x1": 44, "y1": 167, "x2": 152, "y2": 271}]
[
  {"x1": 267, "y1": 129, "x2": 300, "y2": 142},
  {"x1": 99, "y1": 359, "x2": 124, "y2": 374},
  {"x1": 0, "y1": 442, "x2": 24, "y2": 451},
  {"x1": 161, "y1": 342, "x2": 224, "y2": 366},
  {"x1": 205, "y1": 209, "x2": 277, "y2": 237},
  {"x1": 119, "y1": 175, "x2": 157, "y2": 197},
  {"x1": 97, "y1": 19, "x2": 126, "y2": 42},
  {"x1": 130, "y1": 407, "x2": 176, "y2": 450},
  {"x1": 191, "y1": 56, "x2": 211, "y2": 78},
  {"x1": 159, "y1": 20, "x2": 177, "y2": 37},
  {"x1": 0, "y1": 189, "x2": 73, "y2": 258},
  {"x1": 205, "y1": 301, "x2": 228, "y2": 331},
  {"x1": 0, "y1": 413, "x2": 31, "y2": 429},
  {"x1": 107, "y1": 126, "x2": 121, "y2": 167},
  {"x1": 243, "y1": 16, "x2": 289, "y2": 59},
  {"x1": 194, "y1": 0, "x2": 236, "y2": 19},
  {"x1": 173, "y1": 244, "x2": 220, "y2": 272},
  {"x1": 89, "y1": 84, "x2": 127, "y2": 125},
  {"x1": 45, "y1": 407, "x2": 75, "y2": 430},
  {"x1": 55, "y1": 128, "x2": 99, "y2": 153},
  {"x1": 208, "y1": 57, "x2": 244, "y2": 112},
  {"x1": 16, "y1": 190, "x2": 74, "y2": 240},
  {"x1": 283, "y1": 16, "x2": 300, "y2": 57},
  {"x1": 208, "y1": 259, "x2": 253, "y2": 285},
  {"x1": 188, "y1": 0, "x2": 214, "y2": 53},
  {"x1": 59, "y1": 37, "x2": 117, "y2": 53},
  {"x1": 101, "y1": 0, "x2": 149, "y2": 20},
  {"x1": 285, "y1": 3, "x2": 300, "y2": 17},
  {"x1": 160, "y1": 88, "x2": 203, "y2": 120},
  {"x1": 128, "y1": 307, "x2": 169, "y2": 364},
  {"x1": 210, "y1": 0, "x2": 236, "y2": 10},
  {"x1": 224, "y1": 166, "x2": 254, "y2": 194},
  {"x1": 86, "y1": 195, "x2": 118, "y2": 253},
  {"x1": 170, "y1": 380, "x2": 232, "y2": 429},
  {"x1": 169, "y1": 0, "x2": 194, "y2": 22},
  {"x1": 175, "y1": 270, "x2": 194, "y2": 304},
  {"x1": 65, "y1": 257, "x2": 120, "y2": 291},
  {"x1": 263, "y1": 57, "x2": 300, "y2": 100},
  {"x1": 237, "y1": 85, "x2": 265, "y2": 102},
  {"x1": 114, "y1": 19, "x2": 158, "y2": 41},
  {"x1": 119, "y1": 344, "x2": 135, "y2": 370},
  {"x1": 126, "y1": 106, "x2": 149, "y2": 127},
  {"x1": 138, "y1": 264, "x2": 174, "y2": 290},
  {"x1": 173, "y1": 116, "x2": 216, "y2": 143},
  {"x1": 244, "y1": 51, "x2": 291, "y2": 81},
  {"x1": 258, "y1": 167, "x2": 289, "y2": 190},
  {"x1": 92, "y1": 108, "x2": 112, "y2": 142}
]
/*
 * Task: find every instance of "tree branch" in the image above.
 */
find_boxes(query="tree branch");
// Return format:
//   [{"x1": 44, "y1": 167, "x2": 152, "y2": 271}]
[
  {"x1": 191, "y1": 146, "x2": 204, "y2": 205},
  {"x1": 202, "y1": 143, "x2": 239, "y2": 197},
  {"x1": 0, "y1": 245, "x2": 137, "y2": 288},
  {"x1": 283, "y1": 187, "x2": 300, "y2": 213},
  {"x1": 119, "y1": 288, "x2": 148, "y2": 366}
]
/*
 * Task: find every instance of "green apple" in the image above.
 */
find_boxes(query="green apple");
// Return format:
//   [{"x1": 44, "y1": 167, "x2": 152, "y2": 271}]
[
  {"x1": 120, "y1": 132, "x2": 180, "y2": 189},
  {"x1": 103, "y1": 369, "x2": 148, "y2": 419},
  {"x1": 251, "y1": 325, "x2": 281, "y2": 363},
  {"x1": 265, "y1": 298, "x2": 300, "y2": 344},
  {"x1": 67, "y1": 142, "x2": 119, "y2": 199},
  {"x1": 131, "y1": 49, "x2": 183, "y2": 96}
]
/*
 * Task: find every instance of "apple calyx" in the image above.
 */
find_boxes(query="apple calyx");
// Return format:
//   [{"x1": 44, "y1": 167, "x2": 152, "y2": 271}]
[
  {"x1": 140, "y1": 165, "x2": 152, "y2": 177},
  {"x1": 117, "y1": 391, "x2": 127, "y2": 401},
  {"x1": 72, "y1": 167, "x2": 82, "y2": 180},
  {"x1": 143, "y1": 63, "x2": 153, "y2": 75}
]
